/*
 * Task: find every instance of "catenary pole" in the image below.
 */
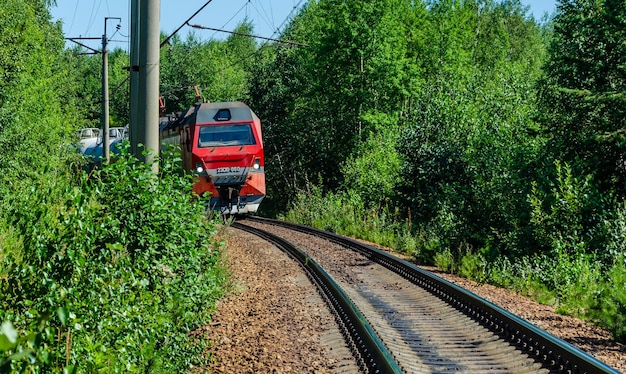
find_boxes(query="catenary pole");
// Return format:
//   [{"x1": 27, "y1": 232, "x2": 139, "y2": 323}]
[
  {"x1": 130, "y1": 0, "x2": 140, "y2": 157},
  {"x1": 136, "y1": 0, "x2": 160, "y2": 173}
]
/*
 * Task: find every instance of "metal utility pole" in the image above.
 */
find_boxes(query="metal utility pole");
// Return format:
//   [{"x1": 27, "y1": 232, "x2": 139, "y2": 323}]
[
  {"x1": 102, "y1": 22, "x2": 110, "y2": 162},
  {"x1": 67, "y1": 19, "x2": 120, "y2": 164},
  {"x1": 134, "y1": 0, "x2": 160, "y2": 173},
  {"x1": 130, "y1": 0, "x2": 140, "y2": 157},
  {"x1": 102, "y1": 34, "x2": 109, "y2": 162},
  {"x1": 102, "y1": 17, "x2": 121, "y2": 163}
]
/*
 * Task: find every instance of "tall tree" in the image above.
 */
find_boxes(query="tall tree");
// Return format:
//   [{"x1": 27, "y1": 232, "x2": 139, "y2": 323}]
[
  {"x1": 398, "y1": 0, "x2": 547, "y2": 255},
  {"x1": 0, "y1": 0, "x2": 74, "y2": 184},
  {"x1": 160, "y1": 22, "x2": 256, "y2": 113},
  {"x1": 541, "y1": 0, "x2": 626, "y2": 196},
  {"x1": 249, "y1": 0, "x2": 421, "y2": 213}
]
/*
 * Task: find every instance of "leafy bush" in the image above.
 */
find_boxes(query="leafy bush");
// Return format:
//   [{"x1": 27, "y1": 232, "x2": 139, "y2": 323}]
[
  {"x1": 341, "y1": 114, "x2": 402, "y2": 206},
  {"x1": 485, "y1": 250, "x2": 626, "y2": 341},
  {"x1": 551, "y1": 251, "x2": 603, "y2": 316},
  {"x1": 593, "y1": 260, "x2": 626, "y2": 341},
  {"x1": 282, "y1": 185, "x2": 410, "y2": 251},
  {"x1": 433, "y1": 249, "x2": 456, "y2": 274},
  {"x1": 1, "y1": 146, "x2": 225, "y2": 372},
  {"x1": 457, "y1": 252, "x2": 488, "y2": 284},
  {"x1": 529, "y1": 161, "x2": 602, "y2": 256},
  {"x1": 596, "y1": 202, "x2": 626, "y2": 266},
  {"x1": 487, "y1": 255, "x2": 555, "y2": 305}
]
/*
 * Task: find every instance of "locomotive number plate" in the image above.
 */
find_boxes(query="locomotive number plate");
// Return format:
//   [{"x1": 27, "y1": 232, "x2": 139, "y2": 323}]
[{"x1": 216, "y1": 166, "x2": 242, "y2": 174}]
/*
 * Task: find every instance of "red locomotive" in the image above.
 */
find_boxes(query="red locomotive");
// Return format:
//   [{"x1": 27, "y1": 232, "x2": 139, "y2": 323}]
[{"x1": 160, "y1": 101, "x2": 265, "y2": 214}]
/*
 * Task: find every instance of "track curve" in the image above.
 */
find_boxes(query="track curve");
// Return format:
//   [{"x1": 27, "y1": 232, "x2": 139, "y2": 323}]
[{"x1": 238, "y1": 217, "x2": 620, "y2": 374}]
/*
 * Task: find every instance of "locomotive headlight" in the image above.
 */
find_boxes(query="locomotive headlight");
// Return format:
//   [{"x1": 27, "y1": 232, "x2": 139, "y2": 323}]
[
  {"x1": 253, "y1": 158, "x2": 261, "y2": 170},
  {"x1": 195, "y1": 162, "x2": 205, "y2": 175}
]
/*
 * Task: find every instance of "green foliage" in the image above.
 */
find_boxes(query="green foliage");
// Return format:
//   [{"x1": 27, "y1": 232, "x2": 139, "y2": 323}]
[
  {"x1": 250, "y1": 0, "x2": 422, "y2": 212},
  {"x1": 593, "y1": 260, "x2": 626, "y2": 341},
  {"x1": 395, "y1": 0, "x2": 547, "y2": 258},
  {"x1": 457, "y1": 252, "x2": 488, "y2": 283},
  {"x1": 549, "y1": 0, "x2": 626, "y2": 91},
  {"x1": 4, "y1": 0, "x2": 626, "y2": 360},
  {"x1": 266, "y1": 0, "x2": 626, "y2": 343},
  {"x1": 432, "y1": 242, "x2": 489, "y2": 283},
  {"x1": 487, "y1": 255, "x2": 555, "y2": 303},
  {"x1": 0, "y1": 147, "x2": 225, "y2": 372},
  {"x1": 397, "y1": 83, "x2": 474, "y2": 254},
  {"x1": 0, "y1": 0, "x2": 73, "y2": 185},
  {"x1": 600, "y1": 202, "x2": 626, "y2": 261},
  {"x1": 281, "y1": 186, "x2": 411, "y2": 251},
  {"x1": 0, "y1": 0, "x2": 83, "y2": 286},
  {"x1": 540, "y1": 0, "x2": 626, "y2": 197},
  {"x1": 434, "y1": 249, "x2": 456, "y2": 274},
  {"x1": 552, "y1": 251, "x2": 603, "y2": 316},
  {"x1": 341, "y1": 114, "x2": 402, "y2": 205},
  {"x1": 485, "y1": 251, "x2": 626, "y2": 341},
  {"x1": 528, "y1": 161, "x2": 613, "y2": 256},
  {"x1": 107, "y1": 49, "x2": 132, "y2": 127},
  {"x1": 529, "y1": 161, "x2": 589, "y2": 253},
  {"x1": 160, "y1": 23, "x2": 256, "y2": 112}
]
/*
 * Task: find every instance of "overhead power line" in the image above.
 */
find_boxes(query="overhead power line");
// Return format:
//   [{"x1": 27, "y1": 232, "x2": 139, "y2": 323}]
[
  {"x1": 187, "y1": 22, "x2": 308, "y2": 47},
  {"x1": 271, "y1": 0, "x2": 308, "y2": 39},
  {"x1": 160, "y1": 0, "x2": 214, "y2": 48},
  {"x1": 110, "y1": 0, "x2": 214, "y2": 95},
  {"x1": 207, "y1": 1, "x2": 249, "y2": 40}
]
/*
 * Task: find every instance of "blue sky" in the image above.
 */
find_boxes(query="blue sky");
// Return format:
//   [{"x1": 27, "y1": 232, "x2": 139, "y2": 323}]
[
  {"x1": 51, "y1": 0, "x2": 307, "y2": 50},
  {"x1": 521, "y1": 0, "x2": 557, "y2": 19},
  {"x1": 50, "y1": 0, "x2": 556, "y2": 51}
]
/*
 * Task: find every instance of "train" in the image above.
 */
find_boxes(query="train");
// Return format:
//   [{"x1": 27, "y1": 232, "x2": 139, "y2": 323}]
[{"x1": 160, "y1": 101, "x2": 265, "y2": 215}]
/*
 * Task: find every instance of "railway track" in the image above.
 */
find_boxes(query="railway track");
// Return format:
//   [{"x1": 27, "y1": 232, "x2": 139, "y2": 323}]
[{"x1": 233, "y1": 217, "x2": 619, "y2": 374}]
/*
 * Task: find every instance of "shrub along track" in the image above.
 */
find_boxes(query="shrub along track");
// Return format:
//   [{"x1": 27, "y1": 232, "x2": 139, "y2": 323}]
[{"x1": 233, "y1": 217, "x2": 621, "y2": 374}]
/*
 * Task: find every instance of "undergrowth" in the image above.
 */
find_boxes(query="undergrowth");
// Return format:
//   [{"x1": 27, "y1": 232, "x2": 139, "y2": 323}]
[
  {"x1": 281, "y1": 186, "x2": 412, "y2": 253},
  {"x1": 0, "y1": 145, "x2": 226, "y2": 372}
]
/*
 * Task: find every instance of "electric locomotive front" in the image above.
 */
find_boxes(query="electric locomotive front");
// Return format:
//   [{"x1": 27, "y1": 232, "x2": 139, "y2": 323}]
[{"x1": 161, "y1": 102, "x2": 265, "y2": 214}]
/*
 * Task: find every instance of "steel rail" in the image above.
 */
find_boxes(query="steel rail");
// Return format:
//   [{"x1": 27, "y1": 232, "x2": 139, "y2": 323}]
[
  {"x1": 248, "y1": 216, "x2": 620, "y2": 374},
  {"x1": 232, "y1": 221, "x2": 403, "y2": 374}
]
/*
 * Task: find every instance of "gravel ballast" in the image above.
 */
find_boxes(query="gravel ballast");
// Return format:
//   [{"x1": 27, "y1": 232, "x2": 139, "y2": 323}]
[{"x1": 197, "y1": 226, "x2": 625, "y2": 373}]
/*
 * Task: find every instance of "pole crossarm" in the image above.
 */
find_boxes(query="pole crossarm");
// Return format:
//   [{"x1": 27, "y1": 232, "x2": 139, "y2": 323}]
[{"x1": 65, "y1": 37, "x2": 101, "y2": 53}]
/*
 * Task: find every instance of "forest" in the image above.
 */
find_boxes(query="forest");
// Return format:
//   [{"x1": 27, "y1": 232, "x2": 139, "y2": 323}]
[{"x1": 1, "y1": 0, "x2": 625, "y2": 371}]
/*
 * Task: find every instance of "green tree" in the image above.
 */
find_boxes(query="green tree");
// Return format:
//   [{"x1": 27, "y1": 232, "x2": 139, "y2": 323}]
[
  {"x1": 527, "y1": 0, "x2": 626, "y2": 264},
  {"x1": 0, "y1": 0, "x2": 76, "y2": 185},
  {"x1": 108, "y1": 49, "x2": 131, "y2": 127},
  {"x1": 160, "y1": 22, "x2": 256, "y2": 113},
  {"x1": 398, "y1": 0, "x2": 547, "y2": 256},
  {"x1": 541, "y1": 0, "x2": 626, "y2": 196},
  {"x1": 249, "y1": 0, "x2": 422, "y2": 213}
]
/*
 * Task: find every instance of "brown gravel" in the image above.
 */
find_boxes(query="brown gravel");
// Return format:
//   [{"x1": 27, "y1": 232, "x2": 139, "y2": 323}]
[
  {"x1": 195, "y1": 227, "x2": 356, "y2": 373},
  {"x1": 197, "y1": 225, "x2": 625, "y2": 373}
]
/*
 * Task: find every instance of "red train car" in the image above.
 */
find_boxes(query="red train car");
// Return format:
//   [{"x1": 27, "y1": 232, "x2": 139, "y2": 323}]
[{"x1": 161, "y1": 102, "x2": 265, "y2": 214}]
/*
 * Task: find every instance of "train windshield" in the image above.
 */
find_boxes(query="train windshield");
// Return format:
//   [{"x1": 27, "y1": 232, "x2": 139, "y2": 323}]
[{"x1": 198, "y1": 124, "x2": 256, "y2": 147}]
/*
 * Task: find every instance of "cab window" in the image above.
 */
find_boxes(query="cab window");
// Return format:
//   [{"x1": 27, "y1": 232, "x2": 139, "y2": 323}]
[{"x1": 198, "y1": 124, "x2": 256, "y2": 147}]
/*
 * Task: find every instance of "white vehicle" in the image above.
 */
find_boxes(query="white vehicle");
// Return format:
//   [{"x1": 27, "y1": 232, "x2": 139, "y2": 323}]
[{"x1": 77, "y1": 127, "x2": 128, "y2": 167}]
